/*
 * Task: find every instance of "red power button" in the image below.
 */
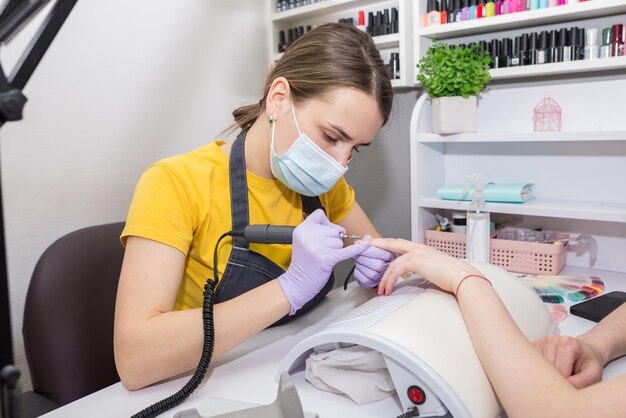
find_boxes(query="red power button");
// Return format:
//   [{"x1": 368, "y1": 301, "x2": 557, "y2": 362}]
[{"x1": 407, "y1": 385, "x2": 426, "y2": 405}]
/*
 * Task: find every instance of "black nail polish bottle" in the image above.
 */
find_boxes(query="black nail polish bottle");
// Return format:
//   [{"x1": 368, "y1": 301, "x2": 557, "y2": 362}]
[
  {"x1": 528, "y1": 32, "x2": 538, "y2": 65},
  {"x1": 576, "y1": 27, "x2": 586, "y2": 60},
  {"x1": 478, "y1": 40, "x2": 490, "y2": 56},
  {"x1": 278, "y1": 30, "x2": 287, "y2": 53},
  {"x1": 383, "y1": 8, "x2": 390, "y2": 35},
  {"x1": 568, "y1": 26, "x2": 580, "y2": 62},
  {"x1": 547, "y1": 30, "x2": 558, "y2": 63},
  {"x1": 511, "y1": 36, "x2": 521, "y2": 67},
  {"x1": 500, "y1": 37, "x2": 512, "y2": 68},
  {"x1": 391, "y1": 8, "x2": 399, "y2": 33},
  {"x1": 537, "y1": 31, "x2": 548, "y2": 64},
  {"x1": 557, "y1": 28, "x2": 568, "y2": 62},
  {"x1": 521, "y1": 33, "x2": 532, "y2": 66},
  {"x1": 490, "y1": 38, "x2": 501, "y2": 69},
  {"x1": 367, "y1": 12, "x2": 374, "y2": 35}
]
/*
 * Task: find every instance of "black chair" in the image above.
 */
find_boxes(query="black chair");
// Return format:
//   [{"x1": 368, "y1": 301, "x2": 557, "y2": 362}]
[{"x1": 21, "y1": 222, "x2": 125, "y2": 414}]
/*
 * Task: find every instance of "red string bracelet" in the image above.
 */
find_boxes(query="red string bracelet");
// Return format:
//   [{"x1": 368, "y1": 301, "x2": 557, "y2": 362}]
[{"x1": 455, "y1": 274, "x2": 492, "y2": 299}]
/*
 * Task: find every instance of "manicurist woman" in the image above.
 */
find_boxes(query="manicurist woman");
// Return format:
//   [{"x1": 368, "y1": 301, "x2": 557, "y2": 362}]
[{"x1": 113, "y1": 23, "x2": 395, "y2": 390}]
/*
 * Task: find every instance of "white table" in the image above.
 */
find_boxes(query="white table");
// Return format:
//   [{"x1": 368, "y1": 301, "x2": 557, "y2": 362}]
[{"x1": 42, "y1": 266, "x2": 626, "y2": 418}]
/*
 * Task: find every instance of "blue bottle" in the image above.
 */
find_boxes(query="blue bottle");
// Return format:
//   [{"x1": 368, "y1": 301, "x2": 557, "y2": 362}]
[{"x1": 469, "y1": 0, "x2": 477, "y2": 19}]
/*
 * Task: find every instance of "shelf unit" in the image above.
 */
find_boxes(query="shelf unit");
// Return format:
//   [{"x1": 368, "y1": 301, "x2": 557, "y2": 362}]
[
  {"x1": 267, "y1": 0, "x2": 414, "y2": 88},
  {"x1": 413, "y1": 0, "x2": 626, "y2": 84},
  {"x1": 417, "y1": 130, "x2": 626, "y2": 143},
  {"x1": 410, "y1": 73, "x2": 626, "y2": 273}
]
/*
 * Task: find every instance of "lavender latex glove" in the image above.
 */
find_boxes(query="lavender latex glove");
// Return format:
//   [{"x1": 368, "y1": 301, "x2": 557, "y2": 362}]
[
  {"x1": 278, "y1": 209, "x2": 370, "y2": 315},
  {"x1": 353, "y1": 235, "x2": 396, "y2": 288}
]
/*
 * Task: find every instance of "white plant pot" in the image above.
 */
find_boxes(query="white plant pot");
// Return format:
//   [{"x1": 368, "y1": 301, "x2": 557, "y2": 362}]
[{"x1": 432, "y1": 96, "x2": 477, "y2": 134}]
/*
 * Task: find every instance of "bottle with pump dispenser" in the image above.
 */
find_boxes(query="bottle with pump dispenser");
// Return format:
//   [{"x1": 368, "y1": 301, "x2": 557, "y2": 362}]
[{"x1": 466, "y1": 174, "x2": 490, "y2": 263}]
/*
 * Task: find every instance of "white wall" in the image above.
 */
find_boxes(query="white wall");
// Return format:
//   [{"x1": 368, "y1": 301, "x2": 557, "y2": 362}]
[{"x1": 1, "y1": 0, "x2": 268, "y2": 389}]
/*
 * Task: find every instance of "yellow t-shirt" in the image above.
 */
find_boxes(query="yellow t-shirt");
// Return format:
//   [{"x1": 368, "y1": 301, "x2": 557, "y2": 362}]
[{"x1": 121, "y1": 141, "x2": 355, "y2": 310}]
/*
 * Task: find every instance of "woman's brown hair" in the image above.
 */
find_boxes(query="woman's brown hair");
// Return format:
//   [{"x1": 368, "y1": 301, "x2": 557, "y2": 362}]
[{"x1": 231, "y1": 22, "x2": 393, "y2": 132}]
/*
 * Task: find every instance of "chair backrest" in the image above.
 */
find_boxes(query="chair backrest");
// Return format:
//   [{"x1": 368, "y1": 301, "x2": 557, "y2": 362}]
[{"x1": 22, "y1": 222, "x2": 125, "y2": 406}]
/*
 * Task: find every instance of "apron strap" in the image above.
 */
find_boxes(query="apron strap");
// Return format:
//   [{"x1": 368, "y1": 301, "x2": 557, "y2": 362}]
[
  {"x1": 229, "y1": 129, "x2": 251, "y2": 248},
  {"x1": 301, "y1": 195, "x2": 325, "y2": 218}
]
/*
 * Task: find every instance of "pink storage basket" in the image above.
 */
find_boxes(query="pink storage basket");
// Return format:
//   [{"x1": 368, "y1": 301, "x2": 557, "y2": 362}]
[{"x1": 424, "y1": 229, "x2": 568, "y2": 275}]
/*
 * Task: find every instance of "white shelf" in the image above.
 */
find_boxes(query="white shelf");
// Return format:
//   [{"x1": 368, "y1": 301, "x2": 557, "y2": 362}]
[
  {"x1": 418, "y1": 197, "x2": 626, "y2": 223},
  {"x1": 273, "y1": 32, "x2": 399, "y2": 61},
  {"x1": 490, "y1": 56, "x2": 626, "y2": 81},
  {"x1": 373, "y1": 32, "x2": 400, "y2": 48},
  {"x1": 416, "y1": 0, "x2": 626, "y2": 39},
  {"x1": 271, "y1": 0, "x2": 387, "y2": 23},
  {"x1": 418, "y1": 130, "x2": 626, "y2": 143}
]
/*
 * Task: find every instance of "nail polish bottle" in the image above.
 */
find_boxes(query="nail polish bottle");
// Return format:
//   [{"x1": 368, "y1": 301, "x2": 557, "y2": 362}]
[
  {"x1": 549, "y1": 0, "x2": 558, "y2": 6},
  {"x1": 600, "y1": 27, "x2": 611, "y2": 58},
  {"x1": 367, "y1": 12, "x2": 374, "y2": 35},
  {"x1": 495, "y1": 0, "x2": 503, "y2": 15},
  {"x1": 576, "y1": 27, "x2": 585, "y2": 60},
  {"x1": 536, "y1": 31, "x2": 548, "y2": 64},
  {"x1": 425, "y1": 0, "x2": 441, "y2": 27},
  {"x1": 391, "y1": 8, "x2": 399, "y2": 33},
  {"x1": 390, "y1": 53, "x2": 400, "y2": 79},
  {"x1": 375, "y1": 11, "x2": 383, "y2": 35},
  {"x1": 440, "y1": 0, "x2": 449, "y2": 23},
  {"x1": 520, "y1": 0, "x2": 528, "y2": 11},
  {"x1": 557, "y1": 28, "x2": 570, "y2": 62},
  {"x1": 461, "y1": 0, "x2": 470, "y2": 20},
  {"x1": 583, "y1": 28, "x2": 599, "y2": 60},
  {"x1": 469, "y1": 0, "x2": 477, "y2": 19},
  {"x1": 539, "y1": 0, "x2": 548, "y2": 8},
  {"x1": 520, "y1": 33, "x2": 529, "y2": 65},
  {"x1": 511, "y1": 36, "x2": 521, "y2": 66},
  {"x1": 479, "y1": 40, "x2": 491, "y2": 56},
  {"x1": 356, "y1": 11, "x2": 366, "y2": 32},
  {"x1": 568, "y1": 27, "x2": 580, "y2": 61},
  {"x1": 452, "y1": 0, "x2": 462, "y2": 22},
  {"x1": 278, "y1": 30, "x2": 287, "y2": 53},
  {"x1": 477, "y1": 0, "x2": 486, "y2": 18},
  {"x1": 383, "y1": 8, "x2": 391, "y2": 34},
  {"x1": 486, "y1": 0, "x2": 496, "y2": 16},
  {"x1": 611, "y1": 24, "x2": 625, "y2": 57},
  {"x1": 502, "y1": 0, "x2": 511, "y2": 13},
  {"x1": 529, "y1": 32, "x2": 538, "y2": 65},
  {"x1": 529, "y1": 0, "x2": 539, "y2": 10},
  {"x1": 490, "y1": 38, "x2": 501, "y2": 68},
  {"x1": 500, "y1": 37, "x2": 512, "y2": 67},
  {"x1": 547, "y1": 30, "x2": 559, "y2": 63}
]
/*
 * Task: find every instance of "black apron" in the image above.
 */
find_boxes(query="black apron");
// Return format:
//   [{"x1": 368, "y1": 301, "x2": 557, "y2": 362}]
[{"x1": 213, "y1": 129, "x2": 335, "y2": 325}]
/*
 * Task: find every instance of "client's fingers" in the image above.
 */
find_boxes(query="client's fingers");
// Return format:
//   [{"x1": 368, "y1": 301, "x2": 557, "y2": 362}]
[{"x1": 368, "y1": 238, "x2": 419, "y2": 255}]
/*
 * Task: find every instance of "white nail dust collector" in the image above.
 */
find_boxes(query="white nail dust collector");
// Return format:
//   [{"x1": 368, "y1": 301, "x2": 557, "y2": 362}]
[{"x1": 279, "y1": 262, "x2": 557, "y2": 417}]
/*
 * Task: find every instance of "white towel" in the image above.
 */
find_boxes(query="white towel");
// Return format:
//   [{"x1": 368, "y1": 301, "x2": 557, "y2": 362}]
[{"x1": 304, "y1": 345, "x2": 396, "y2": 404}]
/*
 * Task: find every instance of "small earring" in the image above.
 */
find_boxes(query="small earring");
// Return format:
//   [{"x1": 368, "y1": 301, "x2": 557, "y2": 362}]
[{"x1": 269, "y1": 116, "x2": 274, "y2": 125}]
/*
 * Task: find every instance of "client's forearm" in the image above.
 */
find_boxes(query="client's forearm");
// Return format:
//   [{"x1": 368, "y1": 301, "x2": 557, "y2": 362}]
[
  {"x1": 456, "y1": 279, "x2": 577, "y2": 418},
  {"x1": 578, "y1": 302, "x2": 626, "y2": 366}
]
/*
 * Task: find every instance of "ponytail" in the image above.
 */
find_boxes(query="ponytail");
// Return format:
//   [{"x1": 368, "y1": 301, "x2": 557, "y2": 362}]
[{"x1": 232, "y1": 102, "x2": 262, "y2": 131}]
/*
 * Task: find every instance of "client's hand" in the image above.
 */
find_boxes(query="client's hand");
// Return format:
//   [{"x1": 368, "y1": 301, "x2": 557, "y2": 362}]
[
  {"x1": 368, "y1": 238, "x2": 481, "y2": 296},
  {"x1": 533, "y1": 334, "x2": 604, "y2": 389}
]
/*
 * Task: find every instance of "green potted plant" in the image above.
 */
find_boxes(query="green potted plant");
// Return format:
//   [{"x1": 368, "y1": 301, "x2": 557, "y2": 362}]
[{"x1": 417, "y1": 42, "x2": 491, "y2": 134}]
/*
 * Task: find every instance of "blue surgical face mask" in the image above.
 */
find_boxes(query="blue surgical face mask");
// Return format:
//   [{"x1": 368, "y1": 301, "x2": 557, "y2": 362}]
[{"x1": 269, "y1": 102, "x2": 348, "y2": 197}]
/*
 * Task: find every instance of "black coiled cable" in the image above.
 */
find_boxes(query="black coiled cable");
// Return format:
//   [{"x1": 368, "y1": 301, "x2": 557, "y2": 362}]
[{"x1": 130, "y1": 231, "x2": 234, "y2": 418}]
